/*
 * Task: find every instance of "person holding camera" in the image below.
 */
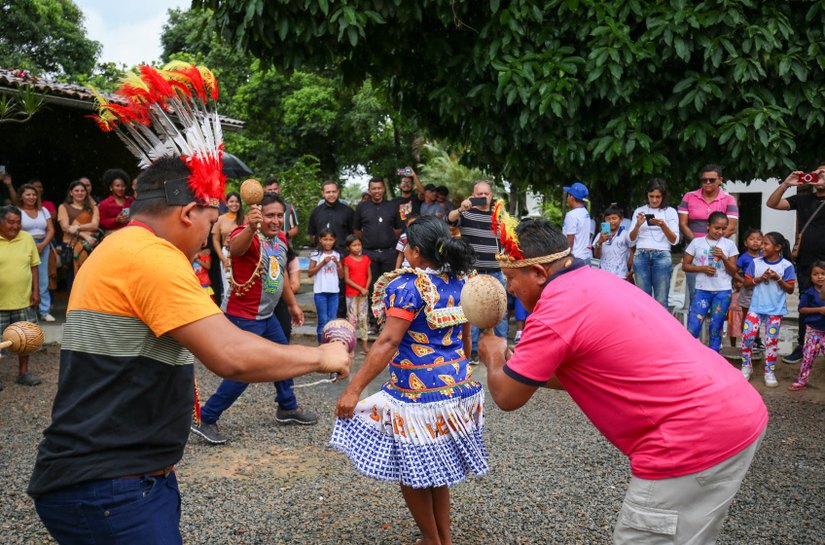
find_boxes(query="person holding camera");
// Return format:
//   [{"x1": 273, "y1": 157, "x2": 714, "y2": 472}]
[
  {"x1": 448, "y1": 180, "x2": 507, "y2": 360},
  {"x1": 766, "y1": 164, "x2": 825, "y2": 364},
  {"x1": 392, "y1": 166, "x2": 424, "y2": 222},
  {"x1": 629, "y1": 178, "x2": 680, "y2": 308}
]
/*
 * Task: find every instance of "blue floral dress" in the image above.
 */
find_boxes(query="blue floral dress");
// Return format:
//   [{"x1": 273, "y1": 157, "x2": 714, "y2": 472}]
[{"x1": 330, "y1": 269, "x2": 488, "y2": 488}]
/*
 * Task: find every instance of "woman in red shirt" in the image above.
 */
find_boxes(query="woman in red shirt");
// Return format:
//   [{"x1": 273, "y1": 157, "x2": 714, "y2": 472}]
[{"x1": 97, "y1": 169, "x2": 134, "y2": 235}]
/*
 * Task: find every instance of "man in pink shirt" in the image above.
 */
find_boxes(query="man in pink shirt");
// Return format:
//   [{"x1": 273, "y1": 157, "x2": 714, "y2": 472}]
[{"x1": 480, "y1": 217, "x2": 767, "y2": 545}]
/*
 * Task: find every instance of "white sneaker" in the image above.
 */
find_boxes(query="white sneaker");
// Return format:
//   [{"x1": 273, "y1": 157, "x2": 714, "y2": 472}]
[
  {"x1": 741, "y1": 365, "x2": 752, "y2": 381},
  {"x1": 41, "y1": 313, "x2": 56, "y2": 322},
  {"x1": 764, "y1": 371, "x2": 779, "y2": 388}
]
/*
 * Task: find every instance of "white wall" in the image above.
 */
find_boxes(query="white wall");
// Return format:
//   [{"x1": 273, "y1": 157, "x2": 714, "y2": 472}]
[{"x1": 723, "y1": 178, "x2": 797, "y2": 242}]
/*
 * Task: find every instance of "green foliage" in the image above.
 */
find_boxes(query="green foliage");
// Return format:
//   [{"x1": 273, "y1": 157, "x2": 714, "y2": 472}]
[
  {"x1": 161, "y1": 7, "x2": 422, "y2": 183},
  {"x1": 0, "y1": 84, "x2": 44, "y2": 124},
  {"x1": 417, "y1": 141, "x2": 493, "y2": 205},
  {"x1": 69, "y1": 62, "x2": 128, "y2": 93},
  {"x1": 196, "y1": 0, "x2": 825, "y2": 203},
  {"x1": 276, "y1": 154, "x2": 324, "y2": 247},
  {"x1": 0, "y1": 0, "x2": 101, "y2": 77}
]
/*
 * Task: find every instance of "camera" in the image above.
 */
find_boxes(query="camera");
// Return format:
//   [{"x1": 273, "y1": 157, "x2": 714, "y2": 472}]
[
  {"x1": 799, "y1": 172, "x2": 819, "y2": 184},
  {"x1": 397, "y1": 167, "x2": 413, "y2": 177}
]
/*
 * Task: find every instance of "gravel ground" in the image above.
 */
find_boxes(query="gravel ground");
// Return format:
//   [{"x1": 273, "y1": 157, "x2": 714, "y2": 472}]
[{"x1": 2, "y1": 340, "x2": 824, "y2": 545}]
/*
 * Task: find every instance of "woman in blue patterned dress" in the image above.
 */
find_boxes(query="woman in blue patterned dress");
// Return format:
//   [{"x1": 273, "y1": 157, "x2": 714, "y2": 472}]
[{"x1": 331, "y1": 216, "x2": 487, "y2": 545}]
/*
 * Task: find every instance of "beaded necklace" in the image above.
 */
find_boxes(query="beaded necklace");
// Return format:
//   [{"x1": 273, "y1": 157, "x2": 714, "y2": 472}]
[{"x1": 227, "y1": 232, "x2": 278, "y2": 296}]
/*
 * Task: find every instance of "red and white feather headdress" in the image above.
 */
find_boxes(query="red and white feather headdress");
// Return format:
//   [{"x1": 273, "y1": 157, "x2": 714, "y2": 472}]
[{"x1": 90, "y1": 62, "x2": 225, "y2": 206}]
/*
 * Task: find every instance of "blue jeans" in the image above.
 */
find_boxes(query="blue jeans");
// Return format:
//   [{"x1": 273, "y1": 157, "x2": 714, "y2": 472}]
[
  {"x1": 33, "y1": 237, "x2": 51, "y2": 316},
  {"x1": 314, "y1": 292, "x2": 339, "y2": 343},
  {"x1": 471, "y1": 270, "x2": 509, "y2": 353},
  {"x1": 687, "y1": 289, "x2": 732, "y2": 352},
  {"x1": 35, "y1": 473, "x2": 182, "y2": 545},
  {"x1": 633, "y1": 249, "x2": 672, "y2": 308},
  {"x1": 200, "y1": 313, "x2": 296, "y2": 425}
]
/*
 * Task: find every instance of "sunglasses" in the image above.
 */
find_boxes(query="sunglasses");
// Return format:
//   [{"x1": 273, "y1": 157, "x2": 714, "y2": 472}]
[{"x1": 700, "y1": 178, "x2": 718, "y2": 184}]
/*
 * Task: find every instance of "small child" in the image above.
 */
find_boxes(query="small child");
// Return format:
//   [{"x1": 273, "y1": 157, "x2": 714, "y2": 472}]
[
  {"x1": 395, "y1": 213, "x2": 418, "y2": 269},
  {"x1": 734, "y1": 228, "x2": 764, "y2": 349},
  {"x1": 741, "y1": 232, "x2": 796, "y2": 387},
  {"x1": 789, "y1": 261, "x2": 825, "y2": 391},
  {"x1": 308, "y1": 229, "x2": 342, "y2": 344},
  {"x1": 592, "y1": 203, "x2": 633, "y2": 280},
  {"x1": 682, "y1": 212, "x2": 739, "y2": 352},
  {"x1": 342, "y1": 235, "x2": 372, "y2": 353},
  {"x1": 193, "y1": 247, "x2": 214, "y2": 301},
  {"x1": 727, "y1": 278, "x2": 744, "y2": 347}
]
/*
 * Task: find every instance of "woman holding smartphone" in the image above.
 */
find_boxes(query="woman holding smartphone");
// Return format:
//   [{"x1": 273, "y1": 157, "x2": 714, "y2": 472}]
[
  {"x1": 629, "y1": 178, "x2": 680, "y2": 307},
  {"x1": 97, "y1": 169, "x2": 134, "y2": 235}
]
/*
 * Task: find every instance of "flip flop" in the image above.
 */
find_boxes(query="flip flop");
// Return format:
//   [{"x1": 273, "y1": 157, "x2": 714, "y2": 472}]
[{"x1": 787, "y1": 382, "x2": 807, "y2": 391}]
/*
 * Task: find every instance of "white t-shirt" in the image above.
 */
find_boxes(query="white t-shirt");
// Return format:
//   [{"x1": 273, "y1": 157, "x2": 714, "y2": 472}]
[
  {"x1": 592, "y1": 227, "x2": 630, "y2": 278},
  {"x1": 562, "y1": 206, "x2": 592, "y2": 260},
  {"x1": 629, "y1": 206, "x2": 679, "y2": 250},
  {"x1": 685, "y1": 236, "x2": 739, "y2": 292},
  {"x1": 309, "y1": 250, "x2": 341, "y2": 293},
  {"x1": 746, "y1": 257, "x2": 796, "y2": 316},
  {"x1": 19, "y1": 208, "x2": 51, "y2": 237}
]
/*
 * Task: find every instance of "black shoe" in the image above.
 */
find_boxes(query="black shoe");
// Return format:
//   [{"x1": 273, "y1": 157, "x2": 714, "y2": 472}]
[
  {"x1": 276, "y1": 407, "x2": 319, "y2": 425},
  {"x1": 16, "y1": 372, "x2": 42, "y2": 386},
  {"x1": 782, "y1": 347, "x2": 803, "y2": 365},
  {"x1": 190, "y1": 422, "x2": 227, "y2": 444}
]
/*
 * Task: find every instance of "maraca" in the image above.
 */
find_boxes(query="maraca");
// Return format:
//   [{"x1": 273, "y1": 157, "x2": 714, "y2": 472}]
[
  {"x1": 239, "y1": 178, "x2": 264, "y2": 205},
  {"x1": 461, "y1": 274, "x2": 507, "y2": 329},
  {"x1": 0, "y1": 321, "x2": 45, "y2": 355},
  {"x1": 321, "y1": 319, "x2": 357, "y2": 353}
]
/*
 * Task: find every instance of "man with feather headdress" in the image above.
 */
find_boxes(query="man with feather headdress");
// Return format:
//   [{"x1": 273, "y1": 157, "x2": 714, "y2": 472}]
[{"x1": 27, "y1": 63, "x2": 349, "y2": 544}]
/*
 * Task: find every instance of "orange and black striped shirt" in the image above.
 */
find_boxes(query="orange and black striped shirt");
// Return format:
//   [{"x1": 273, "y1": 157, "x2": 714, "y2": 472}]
[{"x1": 28, "y1": 226, "x2": 221, "y2": 497}]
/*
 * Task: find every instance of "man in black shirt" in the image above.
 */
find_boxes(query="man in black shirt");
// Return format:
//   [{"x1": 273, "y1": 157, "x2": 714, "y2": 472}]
[
  {"x1": 309, "y1": 180, "x2": 355, "y2": 317},
  {"x1": 392, "y1": 166, "x2": 425, "y2": 223},
  {"x1": 767, "y1": 163, "x2": 825, "y2": 362},
  {"x1": 354, "y1": 178, "x2": 403, "y2": 330},
  {"x1": 308, "y1": 180, "x2": 354, "y2": 255}
]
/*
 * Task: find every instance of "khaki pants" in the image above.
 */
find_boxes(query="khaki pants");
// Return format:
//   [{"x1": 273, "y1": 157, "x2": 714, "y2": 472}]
[{"x1": 613, "y1": 427, "x2": 766, "y2": 545}]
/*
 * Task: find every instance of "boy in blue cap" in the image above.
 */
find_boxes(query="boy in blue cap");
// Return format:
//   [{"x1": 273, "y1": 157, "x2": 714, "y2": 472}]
[{"x1": 562, "y1": 181, "x2": 592, "y2": 264}]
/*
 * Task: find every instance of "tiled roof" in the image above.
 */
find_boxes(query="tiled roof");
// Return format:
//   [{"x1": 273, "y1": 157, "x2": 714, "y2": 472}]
[{"x1": 0, "y1": 67, "x2": 244, "y2": 130}]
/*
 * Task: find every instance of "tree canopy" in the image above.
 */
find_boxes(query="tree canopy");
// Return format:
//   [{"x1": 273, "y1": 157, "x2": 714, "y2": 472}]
[
  {"x1": 0, "y1": 0, "x2": 100, "y2": 77},
  {"x1": 161, "y1": 7, "x2": 422, "y2": 184},
  {"x1": 196, "y1": 0, "x2": 825, "y2": 202}
]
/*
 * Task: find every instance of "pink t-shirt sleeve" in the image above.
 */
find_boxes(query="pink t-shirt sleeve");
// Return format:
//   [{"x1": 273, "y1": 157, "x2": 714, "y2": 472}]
[
  {"x1": 504, "y1": 317, "x2": 568, "y2": 385},
  {"x1": 723, "y1": 194, "x2": 739, "y2": 218}
]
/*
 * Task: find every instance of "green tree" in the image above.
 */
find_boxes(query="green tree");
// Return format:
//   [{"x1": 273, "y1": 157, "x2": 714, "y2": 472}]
[
  {"x1": 196, "y1": 0, "x2": 825, "y2": 203},
  {"x1": 417, "y1": 141, "x2": 493, "y2": 205},
  {"x1": 0, "y1": 0, "x2": 100, "y2": 77},
  {"x1": 161, "y1": 7, "x2": 422, "y2": 182}
]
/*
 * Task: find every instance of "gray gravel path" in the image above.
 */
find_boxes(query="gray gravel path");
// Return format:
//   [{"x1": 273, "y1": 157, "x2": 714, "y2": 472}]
[{"x1": 2, "y1": 341, "x2": 824, "y2": 544}]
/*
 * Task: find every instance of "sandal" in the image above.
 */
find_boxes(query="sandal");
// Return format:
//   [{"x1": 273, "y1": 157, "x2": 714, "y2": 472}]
[{"x1": 787, "y1": 382, "x2": 807, "y2": 391}]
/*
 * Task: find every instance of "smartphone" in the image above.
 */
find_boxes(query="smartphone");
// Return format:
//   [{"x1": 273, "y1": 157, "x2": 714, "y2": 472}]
[
  {"x1": 122, "y1": 207, "x2": 130, "y2": 217},
  {"x1": 644, "y1": 213, "x2": 655, "y2": 225},
  {"x1": 397, "y1": 167, "x2": 413, "y2": 177},
  {"x1": 470, "y1": 197, "x2": 487, "y2": 207},
  {"x1": 601, "y1": 222, "x2": 611, "y2": 235}
]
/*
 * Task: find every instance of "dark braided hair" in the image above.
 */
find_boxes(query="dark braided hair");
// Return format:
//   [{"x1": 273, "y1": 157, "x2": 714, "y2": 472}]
[{"x1": 406, "y1": 215, "x2": 475, "y2": 275}]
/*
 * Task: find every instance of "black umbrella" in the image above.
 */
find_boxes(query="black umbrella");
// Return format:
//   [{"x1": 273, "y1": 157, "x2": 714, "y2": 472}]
[{"x1": 222, "y1": 152, "x2": 253, "y2": 178}]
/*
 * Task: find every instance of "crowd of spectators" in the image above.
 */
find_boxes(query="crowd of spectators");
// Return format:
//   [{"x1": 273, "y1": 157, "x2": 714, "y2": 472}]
[{"x1": 3, "y1": 162, "x2": 825, "y2": 392}]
